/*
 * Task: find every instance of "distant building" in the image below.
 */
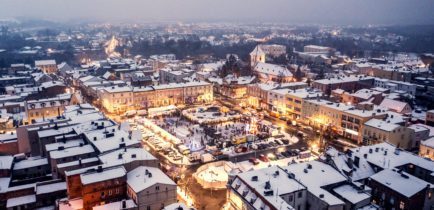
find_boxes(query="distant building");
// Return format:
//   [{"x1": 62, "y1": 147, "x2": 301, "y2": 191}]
[
  {"x1": 419, "y1": 137, "x2": 434, "y2": 161},
  {"x1": 253, "y1": 62, "x2": 293, "y2": 83},
  {"x1": 303, "y1": 45, "x2": 336, "y2": 54},
  {"x1": 426, "y1": 110, "x2": 434, "y2": 126},
  {"x1": 35, "y1": 60, "x2": 57, "y2": 74}
]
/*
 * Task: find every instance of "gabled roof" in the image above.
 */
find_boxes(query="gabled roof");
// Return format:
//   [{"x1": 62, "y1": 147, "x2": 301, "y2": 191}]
[
  {"x1": 250, "y1": 45, "x2": 266, "y2": 56},
  {"x1": 379, "y1": 98, "x2": 410, "y2": 113}
]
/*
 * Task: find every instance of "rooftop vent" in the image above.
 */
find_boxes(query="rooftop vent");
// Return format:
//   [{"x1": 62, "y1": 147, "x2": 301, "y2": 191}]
[
  {"x1": 131, "y1": 154, "x2": 136, "y2": 158},
  {"x1": 97, "y1": 165, "x2": 103, "y2": 173},
  {"x1": 148, "y1": 173, "x2": 152, "y2": 178},
  {"x1": 118, "y1": 153, "x2": 123, "y2": 159},
  {"x1": 251, "y1": 176, "x2": 258, "y2": 181},
  {"x1": 264, "y1": 181, "x2": 271, "y2": 189},
  {"x1": 264, "y1": 190, "x2": 273, "y2": 196},
  {"x1": 145, "y1": 169, "x2": 149, "y2": 175},
  {"x1": 319, "y1": 194, "x2": 324, "y2": 198}
]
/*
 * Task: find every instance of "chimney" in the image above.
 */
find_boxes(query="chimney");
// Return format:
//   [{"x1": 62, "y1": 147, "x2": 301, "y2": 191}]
[
  {"x1": 122, "y1": 200, "x2": 126, "y2": 209},
  {"x1": 97, "y1": 165, "x2": 103, "y2": 172},
  {"x1": 78, "y1": 158, "x2": 82, "y2": 166}
]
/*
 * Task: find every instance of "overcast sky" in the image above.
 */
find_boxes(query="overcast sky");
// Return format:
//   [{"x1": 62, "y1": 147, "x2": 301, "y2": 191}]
[{"x1": 1, "y1": 0, "x2": 433, "y2": 25}]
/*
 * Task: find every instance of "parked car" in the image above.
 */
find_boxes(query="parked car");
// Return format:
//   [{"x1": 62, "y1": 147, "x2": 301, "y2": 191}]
[
  {"x1": 249, "y1": 158, "x2": 259, "y2": 165},
  {"x1": 281, "y1": 139, "x2": 289, "y2": 145},
  {"x1": 258, "y1": 154, "x2": 269, "y2": 162},
  {"x1": 275, "y1": 139, "x2": 284, "y2": 145},
  {"x1": 303, "y1": 126, "x2": 313, "y2": 132},
  {"x1": 268, "y1": 154, "x2": 277, "y2": 161}
]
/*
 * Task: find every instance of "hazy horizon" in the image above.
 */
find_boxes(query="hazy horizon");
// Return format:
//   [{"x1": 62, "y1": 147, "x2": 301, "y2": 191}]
[{"x1": 1, "y1": 0, "x2": 434, "y2": 25}]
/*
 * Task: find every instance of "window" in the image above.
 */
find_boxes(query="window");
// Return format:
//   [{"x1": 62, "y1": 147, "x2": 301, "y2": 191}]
[
  {"x1": 101, "y1": 192, "x2": 105, "y2": 197},
  {"x1": 115, "y1": 188, "x2": 119, "y2": 194},
  {"x1": 156, "y1": 186, "x2": 160, "y2": 191},
  {"x1": 298, "y1": 192, "x2": 302, "y2": 198},
  {"x1": 399, "y1": 201, "x2": 405, "y2": 209},
  {"x1": 342, "y1": 115, "x2": 347, "y2": 121},
  {"x1": 147, "y1": 206, "x2": 151, "y2": 210},
  {"x1": 288, "y1": 195, "x2": 293, "y2": 202}
]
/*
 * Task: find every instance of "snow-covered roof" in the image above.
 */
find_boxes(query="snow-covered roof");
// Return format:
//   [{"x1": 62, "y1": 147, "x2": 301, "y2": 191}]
[
  {"x1": 40, "y1": 81, "x2": 65, "y2": 89},
  {"x1": 49, "y1": 145, "x2": 94, "y2": 159},
  {"x1": 163, "y1": 203, "x2": 191, "y2": 210},
  {"x1": 35, "y1": 60, "x2": 56, "y2": 66},
  {"x1": 57, "y1": 157, "x2": 100, "y2": 169},
  {"x1": 83, "y1": 126, "x2": 141, "y2": 153},
  {"x1": 99, "y1": 148, "x2": 157, "y2": 168},
  {"x1": 103, "y1": 86, "x2": 132, "y2": 93},
  {"x1": 127, "y1": 166, "x2": 176, "y2": 193},
  {"x1": 421, "y1": 137, "x2": 434, "y2": 149},
  {"x1": 92, "y1": 199, "x2": 137, "y2": 210},
  {"x1": 0, "y1": 156, "x2": 13, "y2": 170},
  {"x1": 36, "y1": 182, "x2": 66, "y2": 195},
  {"x1": 234, "y1": 165, "x2": 303, "y2": 210},
  {"x1": 250, "y1": 45, "x2": 266, "y2": 55},
  {"x1": 0, "y1": 177, "x2": 10, "y2": 193},
  {"x1": 314, "y1": 75, "x2": 373, "y2": 85},
  {"x1": 13, "y1": 157, "x2": 48, "y2": 170},
  {"x1": 370, "y1": 169, "x2": 433, "y2": 198},
  {"x1": 45, "y1": 139, "x2": 85, "y2": 152},
  {"x1": 7, "y1": 194, "x2": 36, "y2": 208},
  {"x1": 363, "y1": 118, "x2": 400, "y2": 132},
  {"x1": 333, "y1": 184, "x2": 370, "y2": 204},
  {"x1": 282, "y1": 161, "x2": 347, "y2": 206},
  {"x1": 254, "y1": 63, "x2": 292, "y2": 77},
  {"x1": 379, "y1": 98, "x2": 409, "y2": 113},
  {"x1": 0, "y1": 129, "x2": 16, "y2": 140},
  {"x1": 287, "y1": 88, "x2": 323, "y2": 99},
  {"x1": 351, "y1": 142, "x2": 434, "y2": 172},
  {"x1": 81, "y1": 166, "x2": 126, "y2": 185},
  {"x1": 408, "y1": 124, "x2": 429, "y2": 133}
]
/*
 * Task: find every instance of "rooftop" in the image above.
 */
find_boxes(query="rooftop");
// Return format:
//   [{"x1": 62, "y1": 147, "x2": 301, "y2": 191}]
[
  {"x1": 99, "y1": 148, "x2": 157, "y2": 168},
  {"x1": 127, "y1": 166, "x2": 176, "y2": 193},
  {"x1": 370, "y1": 169, "x2": 433, "y2": 198},
  {"x1": 81, "y1": 166, "x2": 126, "y2": 185},
  {"x1": 13, "y1": 157, "x2": 48, "y2": 170},
  {"x1": 282, "y1": 161, "x2": 347, "y2": 206}
]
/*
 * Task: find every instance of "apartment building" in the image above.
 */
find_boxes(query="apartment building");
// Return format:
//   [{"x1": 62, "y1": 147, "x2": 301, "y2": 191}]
[
  {"x1": 419, "y1": 137, "x2": 434, "y2": 161},
  {"x1": 362, "y1": 118, "x2": 412, "y2": 148},
  {"x1": 374, "y1": 78, "x2": 417, "y2": 96},
  {"x1": 24, "y1": 93, "x2": 81, "y2": 124},
  {"x1": 371, "y1": 65, "x2": 412, "y2": 82},
  {"x1": 100, "y1": 86, "x2": 134, "y2": 114},
  {"x1": 133, "y1": 81, "x2": 213, "y2": 110},
  {"x1": 126, "y1": 166, "x2": 177, "y2": 210},
  {"x1": 312, "y1": 75, "x2": 374, "y2": 94}
]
